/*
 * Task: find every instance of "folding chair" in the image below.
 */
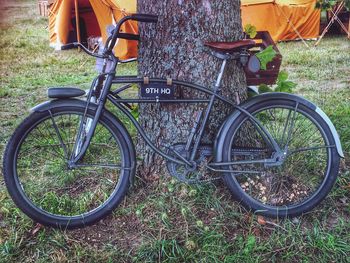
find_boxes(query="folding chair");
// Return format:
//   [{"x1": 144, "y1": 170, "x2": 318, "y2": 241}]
[{"x1": 315, "y1": 1, "x2": 350, "y2": 46}]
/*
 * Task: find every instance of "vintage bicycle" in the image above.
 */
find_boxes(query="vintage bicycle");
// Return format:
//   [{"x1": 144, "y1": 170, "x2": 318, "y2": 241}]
[{"x1": 2, "y1": 14, "x2": 344, "y2": 229}]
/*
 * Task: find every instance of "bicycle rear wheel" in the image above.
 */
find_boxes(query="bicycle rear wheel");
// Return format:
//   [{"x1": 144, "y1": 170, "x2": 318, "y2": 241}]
[
  {"x1": 3, "y1": 105, "x2": 135, "y2": 228},
  {"x1": 221, "y1": 99, "x2": 340, "y2": 218}
]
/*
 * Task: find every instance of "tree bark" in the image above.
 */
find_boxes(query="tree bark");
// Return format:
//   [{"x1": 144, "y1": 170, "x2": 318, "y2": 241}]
[{"x1": 137, "y1": 0, "x2": 247, "y2": 179}]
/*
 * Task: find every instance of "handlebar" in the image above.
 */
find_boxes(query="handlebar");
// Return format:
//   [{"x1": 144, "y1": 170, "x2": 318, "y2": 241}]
[
  {"x1": 60, "y1": 42, "x2": 108, "y2": 59},
  {"x1": 61, "y1": 43, "x2": 77, "y2": 50},
  {"x1": 116, "y1": 33, "x2": 140, "y2": 41},
  {"x1": 61, "y1": 13, "x2": 158, "y2": 60},
  {"x1": 107, "y1": 13, "x2": 158, "y2": 53},
  {"x1": 130, "y1": 14, "x2": 158, "y2": 23}
]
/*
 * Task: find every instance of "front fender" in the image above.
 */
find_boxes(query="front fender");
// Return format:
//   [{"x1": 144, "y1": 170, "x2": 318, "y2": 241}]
[
  {"x1": 214, "y1": 92, "x2": 344, "y2": 162},
  {"x1": 30, "y1": 98, "x2": 97, "y2": 113}
]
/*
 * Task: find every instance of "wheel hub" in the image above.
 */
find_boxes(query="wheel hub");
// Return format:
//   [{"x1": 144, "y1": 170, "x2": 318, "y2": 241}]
[{"x1": 265, "y1": 150, "x2": 288, "y2": 167}]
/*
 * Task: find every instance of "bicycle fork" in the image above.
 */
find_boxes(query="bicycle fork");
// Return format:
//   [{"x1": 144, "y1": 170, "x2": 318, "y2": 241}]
[{"x1": 69, "y1": 60, "x2": 118, "y2": 166}]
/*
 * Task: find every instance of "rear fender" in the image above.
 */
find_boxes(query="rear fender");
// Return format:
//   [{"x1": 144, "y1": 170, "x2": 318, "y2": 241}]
[{"x1": 214, "y1": 92, "x2": 344, "y2": 162}]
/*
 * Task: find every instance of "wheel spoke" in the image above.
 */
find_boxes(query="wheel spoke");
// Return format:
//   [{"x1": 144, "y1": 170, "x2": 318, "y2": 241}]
[
  {"x1": 10, "y1": 110, "x2": 130, "y2": 221},
  {"x1": 226, "y1": 102, "x2": 334, "y2": 212},
  {"x1": 280, "y1": 109, "x2": 292, "y2": 146},
  {"x1": 284, "y1": 102, "x2": 299, "y2": 149},
  {"x1": 288, "y1": 145, "x2": 334, "y2": 155},
  {"x1": 49, "y1": 110, "x2": 69, "y2": 159},
  {"x1": 30, "y1": 125, "x2": 66, "y2": 159}
]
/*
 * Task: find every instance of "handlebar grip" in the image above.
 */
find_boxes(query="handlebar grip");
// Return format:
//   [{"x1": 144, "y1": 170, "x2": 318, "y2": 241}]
[
  {"x1": 131, "y1": 14, "x2": 158, "y2": 23},
  {"x1": 116, "y1": 33, "x2": 140, "y2": 41},
  {"x1": 61, "y1": 43, "x2": 78, "y2": 50}
]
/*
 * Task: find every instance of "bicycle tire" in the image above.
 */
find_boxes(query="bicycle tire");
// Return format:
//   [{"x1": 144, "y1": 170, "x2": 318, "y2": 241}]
[
  {"x1": 3, "y1": 105, "x2": 135, "y2": 229},
  {"x1": 221, "y1": 99, "x2": 340, "y2": 218}
]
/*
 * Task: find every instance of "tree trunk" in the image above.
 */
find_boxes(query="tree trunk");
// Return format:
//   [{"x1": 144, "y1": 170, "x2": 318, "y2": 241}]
[{"x1": 137, "y1": 0, "x2": 247, "y2": 179}]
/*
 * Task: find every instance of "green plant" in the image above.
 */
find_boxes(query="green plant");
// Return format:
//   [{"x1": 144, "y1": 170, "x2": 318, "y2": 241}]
[
  {"x1": 255, "y1": 45, "x2": 277, "y2": 70},
  {"x1": 131, "y1": 104, "x2": 139, "y2": 120},
  {"x1": 0, "y1": 1, "x2": 349, "y2": 262},
  {"x1": 258, "y1": 70, "x2": 297, "y2": 94},
  {"x1": 316, "y1": 0, "x2": 350, "y2": 11},
  {"x1": 316, "y1": 0, "x2": 337, "y2": 10},
  {"x1": 244, "y1": 24, "x2": 257, "y2": 39},
  {"x1": 244, "y1": 24, "x2": 277, "y2": 71}
]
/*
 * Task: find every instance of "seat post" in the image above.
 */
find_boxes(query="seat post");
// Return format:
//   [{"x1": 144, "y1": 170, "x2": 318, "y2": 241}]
[
  {"x1": 214, "y1": 58, "x2": 227, "y2": 92},
  {"x1": 188, "y1": 56, "x2": 228, "y2": 162}
]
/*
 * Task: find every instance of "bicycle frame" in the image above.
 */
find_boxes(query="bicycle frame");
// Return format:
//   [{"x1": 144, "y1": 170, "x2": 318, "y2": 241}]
[
  {"x1": 69, "y1": 53, "x2": 282, "y2": 173},
  {"x1": 66, "y1": 13, "x2": 284, "y2": 173}
]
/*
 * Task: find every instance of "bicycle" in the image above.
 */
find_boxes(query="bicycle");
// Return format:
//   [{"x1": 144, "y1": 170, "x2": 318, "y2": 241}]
[{"x1": 2, "y1": 14, "x2": 344, "y2": 229}]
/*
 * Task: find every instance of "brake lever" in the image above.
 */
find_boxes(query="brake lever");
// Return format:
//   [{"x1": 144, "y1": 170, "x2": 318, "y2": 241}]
[{"x1": 61, "y1": 42, "x2": 108, "y2": 59}]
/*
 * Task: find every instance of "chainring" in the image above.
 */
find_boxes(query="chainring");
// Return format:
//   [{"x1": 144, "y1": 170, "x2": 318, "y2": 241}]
[{"x1": 166, "y1": 143, "x2": 209, "y2": 184}]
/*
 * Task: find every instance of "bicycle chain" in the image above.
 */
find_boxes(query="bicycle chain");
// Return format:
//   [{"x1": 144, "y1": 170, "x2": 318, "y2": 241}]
[
  {"x1": 166, "y1": 144, "x2": 267, "y2": 184},
  {"x1": 200, "y1": 146, "x2": 269, "y2": 183}
]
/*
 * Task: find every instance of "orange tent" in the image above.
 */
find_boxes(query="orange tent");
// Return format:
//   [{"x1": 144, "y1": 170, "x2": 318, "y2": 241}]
[
  {"x1": 49, "y1": 0, "x2": 320, "y2": 58},
  {"x1": 49, "y1": 0, "x2": 137, "y2": 59},
  {"x1": 241, "y1": 0, "x2": 321, "y2": 42}
]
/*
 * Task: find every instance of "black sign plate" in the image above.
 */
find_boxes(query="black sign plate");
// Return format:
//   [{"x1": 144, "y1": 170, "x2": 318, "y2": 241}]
[{"x1": 141, "y1": 83, "x2": 175, "y2": 99}]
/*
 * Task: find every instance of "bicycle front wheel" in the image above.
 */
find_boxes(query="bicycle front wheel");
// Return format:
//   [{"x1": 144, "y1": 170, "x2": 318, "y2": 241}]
[
  {"x1": 221, "y1": 99, "x2": 340, "y2": 218},
  {"x1": 3, "y1": 105, "x2": 135, "y2": 228}
]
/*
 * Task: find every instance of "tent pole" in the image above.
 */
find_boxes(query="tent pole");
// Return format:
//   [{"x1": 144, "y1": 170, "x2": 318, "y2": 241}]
[
  {"x1": 348, "y1": 12, "x2": 350, "y2": 39},
  {"x1": 74, "y1": 0, "x2": 81, "y2": 50},
  {"x1": 275, "y1": 2, "x2": 310, "y2": 48}
]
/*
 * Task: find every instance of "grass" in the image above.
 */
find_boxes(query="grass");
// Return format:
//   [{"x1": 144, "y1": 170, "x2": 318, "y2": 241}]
[{"x1": 0, "y1": 1, "x2": 349, "y2": 262}]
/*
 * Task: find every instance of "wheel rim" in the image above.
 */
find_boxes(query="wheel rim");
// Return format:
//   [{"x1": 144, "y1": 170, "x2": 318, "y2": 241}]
[
  {"x1": 14, "y1": 111, "x2": 126, "y2": 218},
  {"x1": 228, "y1": 103, "x2": 332, "y2": 210}
]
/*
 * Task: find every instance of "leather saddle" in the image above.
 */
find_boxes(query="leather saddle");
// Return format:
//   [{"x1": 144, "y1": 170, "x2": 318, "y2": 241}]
[{"x1": 204, "y1": 39, "x2": 256, "y2": 53}]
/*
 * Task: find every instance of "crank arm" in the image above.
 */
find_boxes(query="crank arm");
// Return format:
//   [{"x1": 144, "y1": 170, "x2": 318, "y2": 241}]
[{"x1": 163, "y1": 144, "x2": 193, "y2": 166}]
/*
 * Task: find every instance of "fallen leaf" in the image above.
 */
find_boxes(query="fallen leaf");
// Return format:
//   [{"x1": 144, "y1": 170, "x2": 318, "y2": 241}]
[
  {"x1": 31, "y1": 223, "x2": 43, "y2": 236},
  {"x1": 340, "y1": 197, "x2": 348, "y2": 204},
  {"x1": 257, "y1": 216, "x2": 266, "y2": 225},
  {"x1": 292, "y1": 218, "x2": 300, "y2": 224},
  {"x1": 327, "y1": 214, "x2": 338, "y2": 229},
  {"x1": 252, "y1": 227, "x2": 261, "y2": 236}
]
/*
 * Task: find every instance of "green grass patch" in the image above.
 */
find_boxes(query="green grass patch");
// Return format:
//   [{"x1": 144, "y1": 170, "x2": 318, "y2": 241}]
[{"x1": 0, "y1": 0, "x2": 349, "y2": 262}]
